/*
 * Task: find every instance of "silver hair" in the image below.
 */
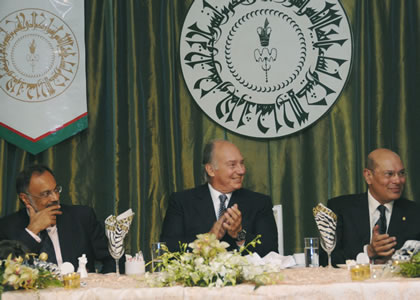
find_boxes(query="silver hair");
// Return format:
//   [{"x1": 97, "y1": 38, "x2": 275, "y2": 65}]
[{"x1": 202, "y1": 139, "x2": 228, "y2": 182}]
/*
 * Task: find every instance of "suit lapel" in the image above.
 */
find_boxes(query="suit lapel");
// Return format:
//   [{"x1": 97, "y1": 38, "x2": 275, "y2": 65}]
[
  {"x1": 388, "y1": 199, "x2": 404, "y2": 237},
  {"x1": 229, "y1": 190, "x2": 240, "y2": 208},
  {"x1": 356, "y1": 194, "x2": 371, "y2": 244},
  {"x1": 196, "y1": 184, "x2": 218, "y2": 226},
  {"x1": 18, "y1": 208, "x2": 30, "y2": 227},
  {"x1": 56, "y1": 206, "x2": 71, "y2": 262}
]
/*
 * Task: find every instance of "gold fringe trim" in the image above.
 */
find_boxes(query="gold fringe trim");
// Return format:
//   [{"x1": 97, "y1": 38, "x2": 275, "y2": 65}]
[{"x1": 313, "y1": 203, "x2": 337, "y2": 221}]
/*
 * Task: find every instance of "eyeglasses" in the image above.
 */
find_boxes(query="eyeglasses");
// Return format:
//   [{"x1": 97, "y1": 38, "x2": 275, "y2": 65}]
[
  {"x1": 26, "y1": 185, "x2": 62, "y2": 200},
  {"x1": 369, "y1": 169, "x2": 406, "y2": 179}
]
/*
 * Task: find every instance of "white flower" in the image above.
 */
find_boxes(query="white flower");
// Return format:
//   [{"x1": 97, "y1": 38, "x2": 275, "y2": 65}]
[
  {"x1": 146, "y1": 233, "x2": 282, "y2": 287},
  {"x1": 5, "y1": 274, "x2": 19, "y2": 288},
  {"x1": 194, "y1": 257, "x2": 204, "y2": 266}
]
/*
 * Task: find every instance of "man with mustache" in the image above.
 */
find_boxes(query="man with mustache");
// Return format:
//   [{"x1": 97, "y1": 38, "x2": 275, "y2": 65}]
[
  {"x1": 327, "y1": 148, "x2": 420, "y2": 265},
  {"x1": 161, "y1": 140, "x2": 278, "y2": 256},
  {"x1": 0, "y1": 165, "x2": 115, "y2": 273}
]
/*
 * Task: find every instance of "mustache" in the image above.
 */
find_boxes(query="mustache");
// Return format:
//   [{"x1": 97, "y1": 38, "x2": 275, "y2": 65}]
[{"x1": 46, "y1": 201, "x2": 60, "y2": 208}]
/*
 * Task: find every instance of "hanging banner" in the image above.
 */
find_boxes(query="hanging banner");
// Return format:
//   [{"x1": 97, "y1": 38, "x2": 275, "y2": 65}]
[
  {"x1": 180, "y1": 0, "x2": 353, "y2": 138},
  {"x1": 0, "y1": 0, "x2": 87, "y2": 154}
]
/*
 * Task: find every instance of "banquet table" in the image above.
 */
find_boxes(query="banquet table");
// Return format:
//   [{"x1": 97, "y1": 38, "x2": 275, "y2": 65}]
[{"x1": 3, "y1": 267, "x2": 420, "y2": 300}]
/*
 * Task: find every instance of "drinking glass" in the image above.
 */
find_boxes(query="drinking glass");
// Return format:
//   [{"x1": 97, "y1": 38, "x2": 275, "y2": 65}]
[
  {"x1": 320, "y1": 234, "x2": 336, "y2": 268},
  {"x1": 151, "y1": 242, "x2": 166, "y2": 272},
  {"x1": 107, "y1": 238, "x2": 125, "y2": 275},
  {"x1": 104, "y1": 209, "x2": 134, "y2": 275},
  {"x1": 304, "y1": 237, "x2": 319, "y2": 267}
]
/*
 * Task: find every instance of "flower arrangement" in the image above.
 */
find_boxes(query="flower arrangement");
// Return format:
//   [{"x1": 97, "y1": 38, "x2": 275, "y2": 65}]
[
  {"x1": 0, "y1": 253, "x2": 62, "y2": 294},
  {"x1": 399, "y1": 251, "x2": 420, "y2": 278},
  {"x1": 146, "y1": 233, "x2": 283, "y2": 288}
]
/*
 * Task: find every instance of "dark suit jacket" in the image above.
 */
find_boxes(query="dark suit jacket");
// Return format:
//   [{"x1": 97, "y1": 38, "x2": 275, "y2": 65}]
[
  {"x1": 0, "y1": 204, "x2": 115, "y2": 273},
  {"x1": 160, "y1": 184, "x2": 278, "y2": 257},
  {"x1": 326, "y1": 193, "x2": 420, "y2": 265}
]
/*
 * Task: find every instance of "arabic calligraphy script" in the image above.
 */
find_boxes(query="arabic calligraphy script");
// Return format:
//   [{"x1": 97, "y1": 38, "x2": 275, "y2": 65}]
[
  {"x1": 180, "y1": 0, "x2": 353, "y2": 138},
  {"x1": 0, "y1": 8, "x2": 79, "y2": 102}
]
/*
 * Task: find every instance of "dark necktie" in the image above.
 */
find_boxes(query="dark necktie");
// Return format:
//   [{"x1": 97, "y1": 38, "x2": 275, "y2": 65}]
[
  {"x1": 40, "y1": 230, "x2": 57, "y2": 264},
  {"x1": 218, "y1": 194, "x2": 227, "y2": 219},
  {"x1": 376, "y1": 205, "x2": 387, "y2": 234}
]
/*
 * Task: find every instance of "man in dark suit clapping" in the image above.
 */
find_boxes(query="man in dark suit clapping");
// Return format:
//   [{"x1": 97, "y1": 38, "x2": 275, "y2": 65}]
[
  {"x1": 327, "y1": 148, "x2": 420, "y2": 265},
  {"x1": 160, "y1": 140, "x2": 278, "y2": 257}
]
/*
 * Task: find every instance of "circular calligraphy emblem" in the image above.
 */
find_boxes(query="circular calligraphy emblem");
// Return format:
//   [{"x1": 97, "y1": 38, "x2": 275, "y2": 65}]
[
  {"x1": 180, "y1": 0, "x2": 353, "y2": 138},
  {"x1": 0, "y1": 9, "x2": 79, "y2": 102}
]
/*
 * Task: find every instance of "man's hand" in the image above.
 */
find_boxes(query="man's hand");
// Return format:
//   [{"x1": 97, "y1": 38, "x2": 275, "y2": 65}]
[
  {"x1": 26, "y1": 204, "x2": 62, "y2": 235},
  {"x1": 367, "y1": 224, "x2": 397, "y2": 263},
  {"x1": 222, "y1": 204, "x2": 242, "y2": 239},
  {"x1": 209, "y1": 215, "x2": 227, "y2": 240}
]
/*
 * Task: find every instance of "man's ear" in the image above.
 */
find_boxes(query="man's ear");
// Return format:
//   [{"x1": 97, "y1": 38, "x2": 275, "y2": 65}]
[
  {"x1": 19, "y1": 193, "x2": 31, "y2": 208},
  {"x1": 363, "y1": 168, "x2": 373, "y2": 185},
  {"x1": 205, "y1": 163, "x2": 215, "y2": 178}
]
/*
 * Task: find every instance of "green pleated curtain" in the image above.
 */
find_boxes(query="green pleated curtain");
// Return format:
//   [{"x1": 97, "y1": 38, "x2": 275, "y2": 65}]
[{"x1": 0, "y1": 0, "x2": 419, "y2": 261}]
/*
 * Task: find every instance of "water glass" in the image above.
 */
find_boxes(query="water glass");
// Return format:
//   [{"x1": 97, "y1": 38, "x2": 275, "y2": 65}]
[
  {"x1": 304, "y1": 237, "x2": 319, "y2": 267},
  {"x1": 151, "y1": 242, "x2": 166, "y2": 272}
]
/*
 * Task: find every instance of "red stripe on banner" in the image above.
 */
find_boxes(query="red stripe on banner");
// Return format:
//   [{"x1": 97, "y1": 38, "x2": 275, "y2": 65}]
[{"x1": 0, "y1": 112, "x2": 88, "y2": 143}]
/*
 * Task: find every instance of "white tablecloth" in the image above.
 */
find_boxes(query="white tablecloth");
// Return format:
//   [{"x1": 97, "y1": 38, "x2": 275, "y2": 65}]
[{"x1": 3, "y1": 268, "x2": 420, "y2": 300}]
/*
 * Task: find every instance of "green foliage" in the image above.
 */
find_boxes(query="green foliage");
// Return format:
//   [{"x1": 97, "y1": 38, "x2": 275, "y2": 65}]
[{"x1": 399, "y1": 252, "x2": 420, "y2": 278}]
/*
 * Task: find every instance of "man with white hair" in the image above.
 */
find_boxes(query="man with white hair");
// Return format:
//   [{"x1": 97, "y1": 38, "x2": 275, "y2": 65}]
[{"x1": 161, "y1": 140, "x2": 278, "y2": 257}]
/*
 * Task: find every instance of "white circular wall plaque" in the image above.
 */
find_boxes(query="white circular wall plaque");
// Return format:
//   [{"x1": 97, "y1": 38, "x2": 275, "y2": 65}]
[
  {"x1": 180, "y1": 0, "x2": 353, "y2": 138},
  {"x1": 0, "y1": 9, "x2": 80, "y2": 102}
]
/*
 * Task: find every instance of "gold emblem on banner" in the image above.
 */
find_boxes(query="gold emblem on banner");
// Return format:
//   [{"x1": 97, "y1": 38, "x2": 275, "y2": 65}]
[{"x1": 0, "y1": 8, "x2": 79, "y2": 102}]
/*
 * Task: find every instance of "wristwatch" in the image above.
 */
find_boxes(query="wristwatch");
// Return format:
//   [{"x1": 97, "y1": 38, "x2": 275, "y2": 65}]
[{"x1": 235, "y1": 229, "x2": 247, "y2": 242}]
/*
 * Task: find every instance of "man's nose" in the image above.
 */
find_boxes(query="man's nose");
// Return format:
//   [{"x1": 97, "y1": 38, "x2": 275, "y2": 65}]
[
  {"x1": 50, "y1": 191, "x2": 59, "y2": 202},
  {"x1": 391, "y1": 174, "x2": 402, "y2": 184},
  {"x1": 237, "y1": 164, "x2": 246, "y2": 174}
]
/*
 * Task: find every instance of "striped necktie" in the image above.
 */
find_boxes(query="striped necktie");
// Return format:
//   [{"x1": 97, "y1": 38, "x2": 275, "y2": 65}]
[
  {"x1": 375, "y1": 205, "x2": 387, "y2": 234},
  {"x1": 218, "y1": 194, "x2": 227, "y2": 219}
]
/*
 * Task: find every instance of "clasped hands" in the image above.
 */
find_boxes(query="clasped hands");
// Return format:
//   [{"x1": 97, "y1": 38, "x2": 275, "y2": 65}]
[
  {"x1": 209, "y1": 204, "x2": 242, "y2": 241},
  {"x1": 367, "y1": 224, "x2": 397, "y2": 264}
]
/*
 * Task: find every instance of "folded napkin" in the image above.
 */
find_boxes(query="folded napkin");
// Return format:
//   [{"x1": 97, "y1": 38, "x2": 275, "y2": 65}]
[
  {"x1": 246, "y1": 251, "x2": 296, "y2": 269},
  {"x1": 105, "y1": 209, "x2": 135, "y2": 259},
  {"x1": 313, "y1": 203, "x2": 337, "y2": 250},
  {"x1": 392, "y1": 240, "x2": 420, "y2": 261}
]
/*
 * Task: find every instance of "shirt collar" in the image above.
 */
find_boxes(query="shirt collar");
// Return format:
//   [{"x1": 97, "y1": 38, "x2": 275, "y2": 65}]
[
  {"x1": 46, "y1": 225, "x2": 57, "y2": 234},
  {"x1": 208, "y1": 183, "x2": 232, "y2": 201},
  {"x1": 367, "y1": 189, "x2": 394, "y2": 213}
]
